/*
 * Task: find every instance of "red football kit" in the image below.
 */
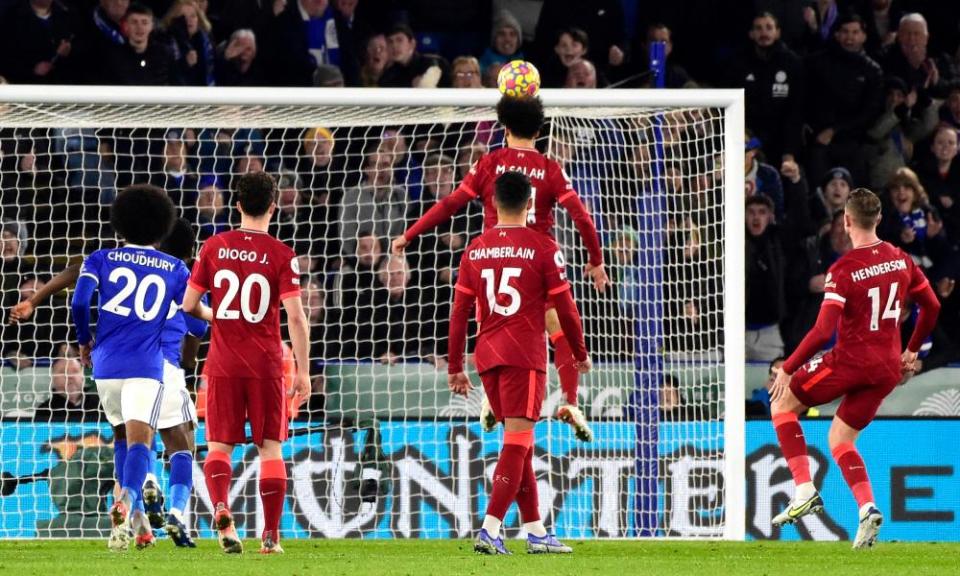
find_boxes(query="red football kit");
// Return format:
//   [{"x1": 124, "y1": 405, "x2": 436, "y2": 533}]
[
  {"x1": 448, "y1": 225, "x2": 587, "y2": 420},
  {"x1": 404, "y1": 146, "x2": 604, "y2": 267},
  {"x1": 189, "y1": 228, "x2": 301, "y2": 444},
  {"x1": 784, "y1": 241, "x2": 939, "y2": 429}
]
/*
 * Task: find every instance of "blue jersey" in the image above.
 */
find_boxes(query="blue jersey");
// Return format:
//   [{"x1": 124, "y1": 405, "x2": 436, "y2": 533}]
[
  {"x1": 161, "y1": 294, "x2": 208, "y2": 367},
  {"x1": 72, "y1": 245, "x2": 190, "y2": 381}
]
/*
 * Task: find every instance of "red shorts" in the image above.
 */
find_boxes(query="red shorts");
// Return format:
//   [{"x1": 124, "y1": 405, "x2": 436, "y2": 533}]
[
  {"x1": 789, "y1": 352, "x2": 898, "y2": 430},
  {"x1": 480, "y1": 366, "x2": 546, "y2": 421},
  {"x1": 205, "y1": 377, "x2": 288, "y2": 446}
]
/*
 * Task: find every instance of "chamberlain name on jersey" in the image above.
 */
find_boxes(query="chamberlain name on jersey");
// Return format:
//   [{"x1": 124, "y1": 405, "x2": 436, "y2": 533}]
[
  {"x1": 77, "y1": 246, "x2": 190, "y2": 380},
  {"x1": 469, "y1": 246, "x2": 537, "y2": 261}
]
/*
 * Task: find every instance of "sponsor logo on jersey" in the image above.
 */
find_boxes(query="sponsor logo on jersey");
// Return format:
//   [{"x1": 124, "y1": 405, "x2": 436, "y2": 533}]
[{"x1": 824, "y1": 273, "x2": 836, "y2": 289}]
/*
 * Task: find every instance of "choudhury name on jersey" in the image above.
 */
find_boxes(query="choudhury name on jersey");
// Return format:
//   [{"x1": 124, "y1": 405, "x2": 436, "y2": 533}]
[{"x1": 106, "y1": 250, "x2": 177, "y2": 272}]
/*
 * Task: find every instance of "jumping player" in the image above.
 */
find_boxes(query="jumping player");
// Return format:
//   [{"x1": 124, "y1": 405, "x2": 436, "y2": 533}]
[
  {"x1": 448, "y1": 172, "x2": 590, "y2": 554},
  {"x1": 769, "y1": 189, "x2": 940, "y2": 549},
  {"x1": 71, "y1": 186, "x2": 192, "y2": 550},
  {"x1": 182, "y1": 171, "x2": 311, "y2": 555},
  {"x1": 393, "y1": 95, "x2": 607, "y2": 441}
]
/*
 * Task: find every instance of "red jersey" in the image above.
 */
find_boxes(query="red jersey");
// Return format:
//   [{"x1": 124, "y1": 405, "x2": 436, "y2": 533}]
[
  {"x1": 786, "y1": 241, "x2": 930, "y2": 376},
  {"x1": 404, "y1": 146, "x2": 604, "y2": 266},
  {"x1": 451, "y1": 225, "x2": 585, "y2": 374},
  {"x1": 188, "y1": 228, "x2": 301, "y2": 379}
]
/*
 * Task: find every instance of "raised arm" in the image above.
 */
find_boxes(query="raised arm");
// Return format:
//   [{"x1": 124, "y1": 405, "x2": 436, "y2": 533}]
[
  {"x1": 559, "y1": 192, "x2": 608, "y2": 291},
  {"x1": 9, "y1": 263, "x2": 81, "y2": 324},
  {"x1": 393, "y1": 185, "x2": 475, "y2": 255}
]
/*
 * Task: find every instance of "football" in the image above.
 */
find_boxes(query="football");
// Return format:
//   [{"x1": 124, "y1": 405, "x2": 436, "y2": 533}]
[{"x1": 497, "y1": 60, "x2": 541, "y2": 98}]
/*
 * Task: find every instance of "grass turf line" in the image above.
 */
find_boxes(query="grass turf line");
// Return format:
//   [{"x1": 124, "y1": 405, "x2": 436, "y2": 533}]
[{"x1": 1, "y1": 540, "x2": 959, "y2": 576}]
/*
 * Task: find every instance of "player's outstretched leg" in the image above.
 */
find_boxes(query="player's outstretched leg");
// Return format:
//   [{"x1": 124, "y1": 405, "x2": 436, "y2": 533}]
[
  {"x1": 515, "y1": 444, "x2": 571, "y2": 554},
  {"x1": 548, "y1": 317, "x2": 593, "y2": 443},
  {"x1": 828, "y1": 417, "x2": 882, "y2": 549},
  {"x1": 475, "y1": 426, "x2": 532, "y2": 555},
  {"x1": 258, "y1": 455, "x2": 287, "y2": 555},
  {"x1": 164, "y1": 450, "x2": 197, "y2": 548},
  {"x1": 834, "y1": 442, "x2": 882, "y2": 549},
  {"x1": 771, "y1": 411, "x2": 824, "y2": 526},
  {"x1": 203, "y1": 448, "x2": 242, "y2": 554}
]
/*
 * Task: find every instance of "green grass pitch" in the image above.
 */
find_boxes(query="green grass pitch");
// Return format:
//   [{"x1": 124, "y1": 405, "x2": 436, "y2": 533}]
[{"x1": 2, "y1": 540, "x2": 959, "y2": 576}]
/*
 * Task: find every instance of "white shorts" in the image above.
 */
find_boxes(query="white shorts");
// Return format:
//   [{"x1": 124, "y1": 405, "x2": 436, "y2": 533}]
[{"x1": 96, "y1": 361, "x2": 197, "y2": 430}]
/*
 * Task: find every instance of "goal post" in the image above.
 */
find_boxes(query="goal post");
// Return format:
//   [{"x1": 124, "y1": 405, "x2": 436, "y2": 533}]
[{"x1": 0, "y1": 85, "x2": 745, "y2": 540}]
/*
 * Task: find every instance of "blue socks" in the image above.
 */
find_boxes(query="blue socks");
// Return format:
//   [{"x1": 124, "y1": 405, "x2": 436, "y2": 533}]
[
  {"x1": 148, "y1": 437, "x2": 158, "y2": 477},
  {"x1": 122, "y1": 443, "x2": 151, "y2": 510},
  {"x1": 168, "y1": 451, "x2": 194, "y2": 516},
  {"x1": 113, "y1": 440, "x2": 127, "y2": 489}
]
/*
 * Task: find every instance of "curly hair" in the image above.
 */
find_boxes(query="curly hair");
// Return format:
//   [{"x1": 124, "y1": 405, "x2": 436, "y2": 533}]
[
  {"x1": 110, "y1": 184, "x2": 176, "y2": 246},
  {"x1": 496, "y1": 94, "x2": 544, "y2": 139}
]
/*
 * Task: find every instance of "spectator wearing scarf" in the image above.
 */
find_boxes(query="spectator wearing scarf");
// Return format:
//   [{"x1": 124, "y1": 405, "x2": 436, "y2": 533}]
[{"x1": 266, "y1": 0, "x2": 342, "y2": 86}]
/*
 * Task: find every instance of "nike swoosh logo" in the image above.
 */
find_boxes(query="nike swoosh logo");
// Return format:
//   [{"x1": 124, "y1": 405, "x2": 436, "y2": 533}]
[
  {"x1": 794, "y1": 434, "x2": 804, "y2": 438},
  {"x1": 260, "y1": 491, "x2": 278, "y2": 496},
  {"x1": 788, "y1": 499, "x2": 818, "y2": 518},
  {"x1": 849, "y1": 466, "x2": 864, "y2": 470},
  {"x1": 211, "y1": 474, "x2": 229, "y2": 479}
]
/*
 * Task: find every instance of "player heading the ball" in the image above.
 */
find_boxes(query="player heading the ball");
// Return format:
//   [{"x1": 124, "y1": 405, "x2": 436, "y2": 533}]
[
  {"x1": 183, "y1": 171, "x2": 311, "y2": 555},
  {"x1": 448, "y1": 171, "x2": 589, "y2": 555},
  {"x1": 393, "y1": 94, "x2": 607, "y2": 441},
  {"x1": 768, "y1": 188, "x2": 940, "y2": 549}
]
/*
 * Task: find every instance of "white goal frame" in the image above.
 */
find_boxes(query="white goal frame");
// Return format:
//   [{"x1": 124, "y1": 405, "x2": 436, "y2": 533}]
[{"x1": 0, "y1": 85, "x2": 745, "y2": 540}]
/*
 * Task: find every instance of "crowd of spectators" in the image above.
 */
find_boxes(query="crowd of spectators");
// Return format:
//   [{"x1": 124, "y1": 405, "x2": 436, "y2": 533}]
[{"x1": 2, "y1": 0, "x2": 960, "y2": 421}]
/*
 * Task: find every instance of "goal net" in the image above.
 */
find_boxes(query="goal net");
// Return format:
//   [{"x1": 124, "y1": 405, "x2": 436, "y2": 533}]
[{"x1": 0, "y1": 87, "x2": 744, "y2": 540}]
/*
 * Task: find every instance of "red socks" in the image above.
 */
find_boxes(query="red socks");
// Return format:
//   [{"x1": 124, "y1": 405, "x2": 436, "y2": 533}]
[
  {"x1": 203, "y1": 450, "x2": 232, "y2": 509},
  {"x1": 772, "y1": 412, "x2": 811, "y2": 485},
  {"x1": 260, "y1": 459, "x2": 287, "y2": 540},
  {"x1": 514, "y1": 446, "x2": 539, "y2": 523},
  {"x1": 551, "y1": 331, "x2": 579, "y2": 405},
  {"x1": 832, "y1": 442, "x2": 874, "y2": 507},
  {"x1": 486, "y1": 430, "x2": 533, "y2": 521}
]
